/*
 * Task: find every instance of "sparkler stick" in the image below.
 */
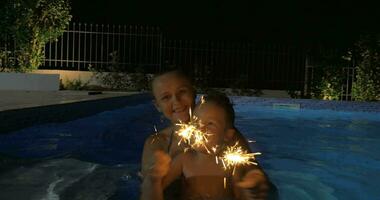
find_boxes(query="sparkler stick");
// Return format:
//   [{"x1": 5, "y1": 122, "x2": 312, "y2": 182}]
[
  {"x1": 151, "y1": 125, "x2": 159, "y2": 144},
  {"x1": 212, "y1": 146, "x2": 219, "y2": 164}
]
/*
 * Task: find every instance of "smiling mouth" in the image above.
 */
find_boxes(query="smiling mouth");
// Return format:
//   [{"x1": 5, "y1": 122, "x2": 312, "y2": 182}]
[{"x1": 173, "y1": 108, "x2": 187, "y2": 114}]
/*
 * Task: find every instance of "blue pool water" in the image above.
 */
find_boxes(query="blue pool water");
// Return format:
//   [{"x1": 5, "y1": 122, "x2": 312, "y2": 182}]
[
  {"x1": 233, "y1": 103, "x2": 380, "y2": 200},
  {"x1": 0, "y1": 96, "x2": 379, "y2": 200}
]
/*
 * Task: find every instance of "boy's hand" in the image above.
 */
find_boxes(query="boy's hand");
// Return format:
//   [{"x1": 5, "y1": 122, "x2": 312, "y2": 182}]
[
  {"x1": 237, "y1": 169, "x2": 270, "y2": 200},
  {"x1": 149, "y1": 150, "x2": 171, "y2": 179}
]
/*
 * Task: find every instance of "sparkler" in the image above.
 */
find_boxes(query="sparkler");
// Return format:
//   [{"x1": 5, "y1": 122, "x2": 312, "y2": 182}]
[
  {"x1": 175, "y1": 108, "x2": 212, "y2": 152},
  {"x1": 174, "y1": 96, "x2": 262, "y2": 191},
  {"x1": 220, "y1": 142, "x2": 261, "y2": 175},
  {"x1": 175, "y1": 109, "x2": 261, "y2": 170},
  {"x1": 151, "y1": 94, "x2": 264, "y2": 194},
  {"x1": 175, "y1": 95, "x2": 210, "y2": 151},
  {"x1": 174, "y1": 108, "x2": 263, "y2": 191}
]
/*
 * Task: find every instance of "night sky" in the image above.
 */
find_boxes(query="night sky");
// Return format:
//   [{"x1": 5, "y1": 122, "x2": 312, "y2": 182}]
[{"x1": 71, "y1": 0, "x2": 379, "y2": 45}]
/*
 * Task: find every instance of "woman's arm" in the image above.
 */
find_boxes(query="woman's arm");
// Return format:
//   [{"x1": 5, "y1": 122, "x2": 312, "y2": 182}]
[
  {"x1": 140, "y1": 150, "x2": 184, "y2": 200},
  {"x1": 162, "y1": 153, "x2": 184, "y2": 189},
  {"x1": 141, "y1": 131, "x2": 171, "y2": 177},
  {"x1": 140, "y1": 134, "x2": 168, "y2": 200}
]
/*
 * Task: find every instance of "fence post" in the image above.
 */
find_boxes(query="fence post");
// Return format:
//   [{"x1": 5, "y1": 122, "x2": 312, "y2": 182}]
[
  {"x1": 159, "y1": 35, "x2": 164, "y2": 72},
  {"x1": 303, "y1": 53, "x2": 311, "y2": 97},
  {"x1": 78, "y1": 23, "x2": 81, "y2": 71},
  {"x1": 84, "y1": 23, "x2": 87, "y2": 70}
]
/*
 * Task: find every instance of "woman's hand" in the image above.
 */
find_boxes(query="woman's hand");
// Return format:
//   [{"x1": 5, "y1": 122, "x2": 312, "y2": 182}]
[
  {"x1": 149, "y1": 150, "x2": 171, "y2": 180},
  {"x1": 141, "y1": 150, "x2": 171, "y2": 200}
]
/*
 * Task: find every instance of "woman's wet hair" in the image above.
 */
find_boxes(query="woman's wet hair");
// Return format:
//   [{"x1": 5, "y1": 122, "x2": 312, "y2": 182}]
[
  {"x1": 153, "y1": 69, "x2": 193, "y2": 83},
  {"x1": 151, "y1": 69, "x2": 196, "y2": 96},
  {"x1": 201, "y1": 91, "x2": 235, "y2": 128}
]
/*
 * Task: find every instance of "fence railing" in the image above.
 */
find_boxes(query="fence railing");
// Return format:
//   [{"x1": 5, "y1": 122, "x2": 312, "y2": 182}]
[
  {"x1": 304, "y1": 49, "x2": 355, "y2": 101},
  {"x1": 2, "y1": 22, "x2": 353, "y2": 96},
  {"x1": 42, "y1": 23, "x2": 162, "y2": 72},
  {"x1": 162, "y1": 40, "x2": 306, "y2": 90},
  {"x1": 0, "y1": 36, "x2": 17, "y2": 71},
  {"x1": 37, "y1": 23, "x2": 308, "y2": 91}
]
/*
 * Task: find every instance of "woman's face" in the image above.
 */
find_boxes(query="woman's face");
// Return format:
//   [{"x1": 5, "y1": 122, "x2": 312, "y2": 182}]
[{"x1": 152, "y1": 72, "x2": 195, "y2": 124}]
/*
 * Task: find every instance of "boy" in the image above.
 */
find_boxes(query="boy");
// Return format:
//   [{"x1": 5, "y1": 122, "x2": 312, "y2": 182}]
[{"x1": 149, "y1": 92, "x2": 271, "y2": 200}]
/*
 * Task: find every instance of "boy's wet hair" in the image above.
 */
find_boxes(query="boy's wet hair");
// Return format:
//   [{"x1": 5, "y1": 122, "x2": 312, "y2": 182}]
[{"x1": 201, "y1": 91, "x2": 235, "y2": 128}]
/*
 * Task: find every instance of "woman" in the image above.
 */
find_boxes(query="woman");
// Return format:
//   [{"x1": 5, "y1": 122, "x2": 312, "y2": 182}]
[{"x1": 140, "y1": 70, "x2": 274, "y2": 200}]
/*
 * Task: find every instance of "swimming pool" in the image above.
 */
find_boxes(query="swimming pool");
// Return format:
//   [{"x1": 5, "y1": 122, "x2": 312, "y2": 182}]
[{"x1": 0, "y1": 95, "x2": 379, "y2": 200}]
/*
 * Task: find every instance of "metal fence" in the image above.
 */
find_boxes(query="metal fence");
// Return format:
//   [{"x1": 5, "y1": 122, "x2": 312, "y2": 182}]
[
  {"x1": 37, "y1": 22, "x2": 309, "y2": 90},
  {"x1": 1, "y1": 22, "x2": 325, "y2": 92},
  {"x1": 0, "y1": 36, "x2": 17, "y2": 71},
  {"x1": 43, "y1": 23, "x2": 162, "y2": 72},
  {"x1": 162, "y1": 40, "x2": 306, "y2": 90},
  {"x1": 304, "y1": 48, "x2": 355, "y2": 100}
]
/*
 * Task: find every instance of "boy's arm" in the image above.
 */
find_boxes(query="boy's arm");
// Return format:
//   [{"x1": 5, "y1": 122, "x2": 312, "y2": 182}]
[
  {"x1": 233, "y1": 165, "x2": 278, "y2": 200},
  {"x1": 236, "y1": 168, "x2": 269, "y2": 200},
  {"x1": 231, "y1": 129, "x2": 278, "y2": 199}
]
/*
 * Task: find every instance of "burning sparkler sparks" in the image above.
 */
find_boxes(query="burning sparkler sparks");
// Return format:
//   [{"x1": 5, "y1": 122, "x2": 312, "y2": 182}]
[
  {"x1": 200, "y1": 95, "x2": 206, "y2": 104},
  {"x1": 247, "y1": 139, "x2": 256, "y2": 143},
  {"x1": 175, "y1": 108, "x2": 261, "y2": 169},
  {"x1": 174, "y1": 98, "x2": 262, "y2": 178},
  {"x1": 175, "y1": 108, "x2": 212, "y2": 152},
  {"x1": 220, "y1": 142, "x2": 261, "y2": 171}
]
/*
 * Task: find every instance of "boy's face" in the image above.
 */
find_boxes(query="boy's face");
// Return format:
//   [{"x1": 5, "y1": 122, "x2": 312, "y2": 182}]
[
  {"x1": 193, "y1": 102, "x2": 230, "y2": 148},
  {"x1": 152, "y1": 72, "x2": 195, "y2": 124}
]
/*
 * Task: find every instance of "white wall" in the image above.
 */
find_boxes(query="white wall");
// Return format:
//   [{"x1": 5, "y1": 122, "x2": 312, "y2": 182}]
[
  {"x1": 0, "y1": 72, "x2": 59, "y2": 91},
  {"x1": 34, "y1": 70, "x2": 102, "y2": 87}
]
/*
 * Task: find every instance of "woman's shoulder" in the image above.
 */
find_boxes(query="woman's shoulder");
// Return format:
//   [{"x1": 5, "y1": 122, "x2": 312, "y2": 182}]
[
  {"x1": 160, "y1": 126, "x2": 175, "y2": 137},
  {"x1": 144, "y1": 126, "x2": 174, "y2": 149}
]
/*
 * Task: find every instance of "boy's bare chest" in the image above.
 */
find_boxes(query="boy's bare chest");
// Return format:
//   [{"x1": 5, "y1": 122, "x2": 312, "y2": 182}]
[{"x1": 184, "y1": 154, "x2": 226, "y2": 177}]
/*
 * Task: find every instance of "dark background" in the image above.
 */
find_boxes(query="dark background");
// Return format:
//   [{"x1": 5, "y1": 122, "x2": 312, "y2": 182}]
[{"x1": 70, "y1": 0, "x2": 380, "y2": 45}]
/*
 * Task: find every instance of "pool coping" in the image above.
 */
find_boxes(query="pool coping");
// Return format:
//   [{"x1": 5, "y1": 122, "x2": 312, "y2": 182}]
[
  {"x1": 0, "y1": 90, "x2": 142, "y2": 112},
  {"x1": 229, "y1": 96, "x2": 380, "y2": 113},
  {"x1": 0, "y1": 93, "x2": 153, "y2": 134}
]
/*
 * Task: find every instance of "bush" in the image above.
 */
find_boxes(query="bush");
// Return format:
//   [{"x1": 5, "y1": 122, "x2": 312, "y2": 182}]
[
  {"x1": 310, "y1": 50, "x2": 347, "y2": 100},
  {"x1": 0, "y1": 0, "x2": 71, "y2": 71},
  {"x1": 0, "y1": 50, "x2": 14, "y2": 72},
  {"x1": 62, "y1": 79, "x2": 89, "y2": 90},
  {"x1": 90, "y1": 51, "x2": 151, "y2": 91},
  {"x1": 352, "y1": 35, "x2": 380, "y2": 101}
]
